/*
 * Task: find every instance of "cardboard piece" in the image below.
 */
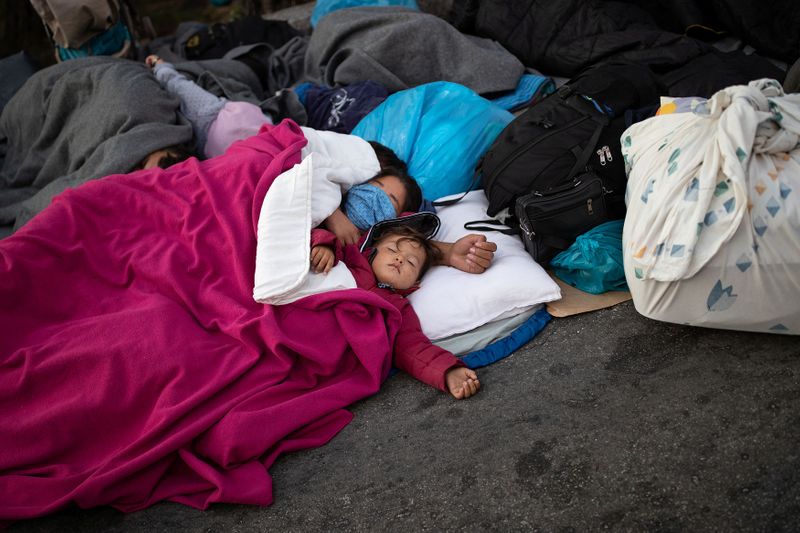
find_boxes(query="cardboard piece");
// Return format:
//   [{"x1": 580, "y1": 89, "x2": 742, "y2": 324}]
[{"x1": 546, "y1": 275, "x2": 632, "y2": 317}]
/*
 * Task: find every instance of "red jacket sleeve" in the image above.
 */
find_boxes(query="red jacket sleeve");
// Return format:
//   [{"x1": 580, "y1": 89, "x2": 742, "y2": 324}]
[{"x1": 391, "y1": 297, "x2": 464, "y2": 392}]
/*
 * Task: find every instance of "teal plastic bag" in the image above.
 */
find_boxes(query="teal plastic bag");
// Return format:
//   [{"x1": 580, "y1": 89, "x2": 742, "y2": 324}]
[
  {"x1": 352, "y1": 81, "x2": 513, "y2": 200},
  {"x1": 551, "y1": 220, "x2": 629, "y2": 294},
  {"x1": 311, "y1": 0, "x2": 419, "y2": 28}
]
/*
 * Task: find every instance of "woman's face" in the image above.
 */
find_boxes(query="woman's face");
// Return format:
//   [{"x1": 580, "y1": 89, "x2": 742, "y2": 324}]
[
  {"x1": 371, "y1": 235, "x2": 426, "y2": 289},
  {"x1": 368, "y1": 175, "x2": 407, "y2": 216}
]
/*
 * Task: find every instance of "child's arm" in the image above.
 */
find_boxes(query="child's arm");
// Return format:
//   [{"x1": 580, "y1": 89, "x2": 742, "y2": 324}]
[
  {"x1": 392, "y1": 299, "x2": 480, "y2": 399},
  {"x1": 322, "y1": 207, "x2": 362, "y2": 246}
]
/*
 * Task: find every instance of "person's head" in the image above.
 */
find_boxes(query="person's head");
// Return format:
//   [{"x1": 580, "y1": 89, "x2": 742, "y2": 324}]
[
  {"x1": 369, "y1": 225, "x2": 441, "y2": 290},
  {"x1": 368, "y1": 141, "x2": 407, "y2": 174},
  {"x1": 138, "y1": 143, "x2": 193, "y2": 170},
  {"x1": 344, "y1": 169, "x2": 423, "y2": 230}
]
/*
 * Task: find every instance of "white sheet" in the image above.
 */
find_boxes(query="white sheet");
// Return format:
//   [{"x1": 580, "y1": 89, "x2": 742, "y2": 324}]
[{"x1": 253, "y1": 130, "x2": 380, "y2": 305}]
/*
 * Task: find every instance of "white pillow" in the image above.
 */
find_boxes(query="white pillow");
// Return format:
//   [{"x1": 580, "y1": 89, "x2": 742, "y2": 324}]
[{"x1": 409, "y1": 190, "x2": 561, "y2": 340}]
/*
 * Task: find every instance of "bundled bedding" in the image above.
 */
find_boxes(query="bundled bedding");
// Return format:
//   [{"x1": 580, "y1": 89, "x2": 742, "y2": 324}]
[
  {"x1": 0, "y1": 120, "x2": 403, "y2": 522},
  {"x1": 622, "y1": 80, "x2": 800, "y2": 333}
]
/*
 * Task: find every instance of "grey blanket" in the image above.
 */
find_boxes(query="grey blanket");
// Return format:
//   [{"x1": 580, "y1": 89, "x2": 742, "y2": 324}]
[
  {"x1": 0, "y1": 56, "x2": 278, "y2": 233},
  {"x1": 304, "y1": 7, "x2": 524, "y2": 95},
  {"x1": 0, "y1": 57, "x2": 192, "y2": 231}
]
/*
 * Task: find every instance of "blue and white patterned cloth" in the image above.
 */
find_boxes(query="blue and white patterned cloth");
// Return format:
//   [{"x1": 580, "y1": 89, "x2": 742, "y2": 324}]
[{"x1": 622, "y1": 79, "x2": 800, "y2": 334}]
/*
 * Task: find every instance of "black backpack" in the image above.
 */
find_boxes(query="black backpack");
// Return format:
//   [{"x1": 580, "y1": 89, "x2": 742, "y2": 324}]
[{"x1": 475, "y1": 62, "x2": 661, "y2": 263}]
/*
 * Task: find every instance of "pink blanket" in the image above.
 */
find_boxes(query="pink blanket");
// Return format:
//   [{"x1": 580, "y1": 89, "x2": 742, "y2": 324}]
[{"x1": 0, "y1": 120, "x2": 398, "y2": 522}]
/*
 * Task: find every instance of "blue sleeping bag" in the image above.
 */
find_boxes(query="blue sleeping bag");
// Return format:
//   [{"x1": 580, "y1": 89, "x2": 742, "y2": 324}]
[{"x1": 352, "y1": 81, "x2": 513, "y2": 200}]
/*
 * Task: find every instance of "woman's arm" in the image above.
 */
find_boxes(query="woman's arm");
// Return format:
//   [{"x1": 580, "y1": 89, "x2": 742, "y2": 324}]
[
  {"x1": 431, "y1": 234, "x2": 497, "y2": 274},
  {"x1": 322, "y1": 208, "x2": 362, "y2": 246}
]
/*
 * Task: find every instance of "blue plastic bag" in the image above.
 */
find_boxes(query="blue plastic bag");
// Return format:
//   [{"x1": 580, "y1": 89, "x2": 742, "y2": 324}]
[
  {"x1": 311, "y1": 0, "x2": 419, "y2": 28},
  {"x1": 352, "y1": 81, "x2": 513, "y2": 200},
  {"x1": 551, "y1": 220, "x2": 629, "y2": 294}
]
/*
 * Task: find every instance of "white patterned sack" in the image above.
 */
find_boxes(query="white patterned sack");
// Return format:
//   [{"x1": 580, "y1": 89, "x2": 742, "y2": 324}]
[{"x1": 621, "y1": 79, "x2": 800, "y2": 334}]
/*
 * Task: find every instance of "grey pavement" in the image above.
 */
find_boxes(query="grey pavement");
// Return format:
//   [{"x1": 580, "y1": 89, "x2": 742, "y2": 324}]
[{"x1": 14, "y1": 300, "x2": 800, "y2": 532}]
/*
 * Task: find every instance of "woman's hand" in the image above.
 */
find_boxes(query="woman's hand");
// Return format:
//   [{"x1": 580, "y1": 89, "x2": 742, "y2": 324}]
[
  {"x1": 323, "y1": 208, "x2": 362, "y2": 246},
  {"x1": 446, "y1": 367, "x2": 480, "y2": 399},
  {"x1": 311, "y1": 245, "x2": 335, "y2": 273},
  {"x1": 433, "y1": 234, "x2": 497, "y2": 274}
]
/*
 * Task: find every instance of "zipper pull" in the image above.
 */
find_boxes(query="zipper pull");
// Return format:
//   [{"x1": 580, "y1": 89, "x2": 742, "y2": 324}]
[
  {"x1": 597, "y1": 148, "x2": 606, "y2": 166},
  {"x1": 587, "y1": 198, "x2": 594, "y2": 215},
  {"x1": 604, "y1": 145, "x2": 613, "y2": 162}
]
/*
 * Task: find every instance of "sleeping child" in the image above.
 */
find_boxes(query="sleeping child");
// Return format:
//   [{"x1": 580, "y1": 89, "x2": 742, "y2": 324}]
[{"x1": 310, "y1": 213, "x2": 481, "y2": 400}]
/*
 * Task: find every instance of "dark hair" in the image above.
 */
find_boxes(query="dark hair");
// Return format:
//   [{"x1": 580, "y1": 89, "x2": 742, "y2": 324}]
[
  {"x1": 375, "y1": 225, "x2": 441, "y2": 278},
  {"x1": 156, "y1": 143, "x2": 194, "y2": 169},
  {"x1": 370, "y1": 167, "x2": 423, "y2": 213},
  {"x1": 368, "y1": 141, "x2": 407, "y2": 173}
]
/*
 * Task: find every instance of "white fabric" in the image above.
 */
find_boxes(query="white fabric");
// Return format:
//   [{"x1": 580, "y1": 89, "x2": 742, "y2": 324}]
[
  {"x1": 299, "y1": 127, "x2": 380, "y2": 227},
  {"x1": 409, "y1": 191, "x2": 561, "y2": 340},
  {"x1": 253, "y1": 150, "x2": 380, "y2": 305},
  {"x1": 622, "y1": 79, "x2": 800, "y2": 334},
  {"x1": 253, "y1": 129, "x2": 380, "y2": 305}
]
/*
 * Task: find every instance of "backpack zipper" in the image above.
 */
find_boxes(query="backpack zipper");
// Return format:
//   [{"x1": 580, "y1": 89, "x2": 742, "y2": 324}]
[
  {"x1": 596, "y1": 145, "x2": 613, "y2": 166},
  {"x1": 519, "y1": 178, "x2": 604, "y2": 218}
]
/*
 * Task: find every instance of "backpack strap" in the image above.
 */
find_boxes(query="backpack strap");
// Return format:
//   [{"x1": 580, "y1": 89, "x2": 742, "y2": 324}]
[
  {"x1": 463, "y1": 219, "x2": 518, "y2": 235},
  {"x1": 432, "y1": 161, "x2": 483, "y2": 208},
  {"x1": 462, "y1": 220, "x2": 571, "y2": 251},
  {"x1": 564, "y1": 98, "x2": 608, "y2": 179}
]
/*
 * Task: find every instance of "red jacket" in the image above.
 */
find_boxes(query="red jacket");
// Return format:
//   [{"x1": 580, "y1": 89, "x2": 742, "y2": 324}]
[{"x1": 311, "y1": 229, "x2": 463, "y2": 392}]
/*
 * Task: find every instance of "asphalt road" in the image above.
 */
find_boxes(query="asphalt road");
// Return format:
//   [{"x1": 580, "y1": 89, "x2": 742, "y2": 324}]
[{"x1": 14, "y1": 300, "x2": 799, "y2": 532}]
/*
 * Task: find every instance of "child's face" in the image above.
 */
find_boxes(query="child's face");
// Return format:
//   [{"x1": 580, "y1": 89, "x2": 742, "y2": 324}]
[
  {"x1": 371, "y1": 235, "x2": 427, "y2": 290},
  {"x1": 140, "y1": 149, "x2": 177, "y2": 170},
  {"x1": 368, "y1": 175, "x2": 407, "y2": 216}
]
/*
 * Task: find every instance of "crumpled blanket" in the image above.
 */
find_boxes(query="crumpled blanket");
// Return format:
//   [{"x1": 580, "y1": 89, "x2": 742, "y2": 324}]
[
  {"x1": 0, "y1": 120, "x2": 399, "y2": 523},
  {"x1": 0, "y1": 56, "x2": 290, "y2": 234},
  {"x1": 304, "y1": 6, "x2": 525, "y2": 95}
]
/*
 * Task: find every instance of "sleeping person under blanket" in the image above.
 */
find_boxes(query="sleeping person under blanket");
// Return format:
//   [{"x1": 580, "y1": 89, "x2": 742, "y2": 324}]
[
  {"x1": 148, "y1": 54, "x2": 497, "y2": 274},
  {"x1": 311, "y1": 214, "x2": 480, "y2": 399}
]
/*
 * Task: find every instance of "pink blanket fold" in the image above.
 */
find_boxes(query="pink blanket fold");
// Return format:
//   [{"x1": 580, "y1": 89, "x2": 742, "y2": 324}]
[{"x1": 0, "y1": 120, "x2": 398, "y2": 522}]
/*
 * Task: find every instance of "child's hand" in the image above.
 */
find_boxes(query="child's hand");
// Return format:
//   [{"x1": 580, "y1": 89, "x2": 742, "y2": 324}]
[
  {"x1": 324, "y1": 209, "x2": 361, "y2": 246},
  {"x1": 446, "y1": 367, "x2": 480, "y2": 399},
  {"x1": 311, "y1": 245, "x2": 335, "y2": 273},
  {"x1": 145, "y1": 55, "x2": 163, "y2": 69}
]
